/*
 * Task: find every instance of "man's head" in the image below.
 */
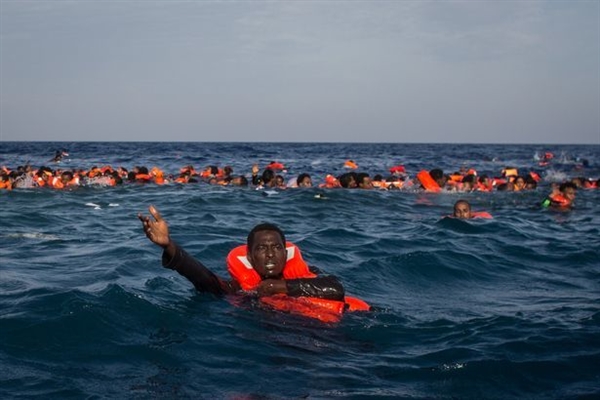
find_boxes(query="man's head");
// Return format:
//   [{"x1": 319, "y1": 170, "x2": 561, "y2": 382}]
[
  {"x1": 429, "y1": 169, "x2": 447, "y2": 187},
  {"x1": 297, "y1": 173, "x2": 312, "y2": 188},
  {"x1": 261, "y1": 169, "x2": 275, "y2": 187},
  {"x1": 559, "y1": 182, "x2": 577, "y2": 202},
  {"x1": 338, "y1": 172, "x2": 358, "y2": 188},
  {"x1": 229, "y1": 175, "x2": 248, "y2": 186},
  {"x1": 247, "y1": 223, "x2": 287, "y2": 279},
  {"x1": 356, "y1": 172, "x2": 373, "y2": 189},
  {"x1": 453, "y1": 200, "x2": 472, "y2": 219}
]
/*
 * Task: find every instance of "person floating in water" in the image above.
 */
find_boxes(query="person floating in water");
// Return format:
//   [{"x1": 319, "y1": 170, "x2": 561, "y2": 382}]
[
  {"x1": 138, "y1": 205, "x2": 369, "y2": 322},
  {"x1": 50, "y1": 149, "x2": 69, "y2": 163},
  {"x1": 452, "y1": 200, "x2": 493, "y2": 219},
  {"x1": 541, "y1": 181, "x2": 577, "y2": 209}
]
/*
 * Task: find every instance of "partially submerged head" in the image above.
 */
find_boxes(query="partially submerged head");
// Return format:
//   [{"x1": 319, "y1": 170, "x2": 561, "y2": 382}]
[
  {"x1": 246, "y1": 223, "x2": 287, "y2": 279},
  {"x1": 453, "y1": 199, "x2": 472, "y2": 219},
  {"x1": 429, "y1": 168, "x2": 447, "y2": 187},
  {"x1": 559, "y1": 182, "x2": 577, "y2": 202},
  {"x1": 296, "y1": 173, "x2": 312, "y2": 188}
]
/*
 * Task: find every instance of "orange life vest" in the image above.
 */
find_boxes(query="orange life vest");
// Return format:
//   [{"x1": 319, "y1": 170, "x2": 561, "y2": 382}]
[
  {"x1": 0, "y1": 180, "x2": 12, "y2": 190},
  {"x1": 135, "y1": 173, "x2": 152, "y2": 181},
  {"x1": 226, "y1": 242, "x2": 370, "y2": 322},
  {"x1": 471, "y1": 211, "x2": 493, "y2": 219},
  {"x1": 319, "y1": 174, "x2": 340, "y2": 188},
  {"x1": 548, "y1": 193, "x2": 571, "y2": 207},
  {"x1": 416, "y1": 170, "x2": 441, "y2": 192},
  {"x1": 266, "y1": 162, "x2": 285, "y2": 171},
  {"x1": 502, "y1": 168, "x2": 518, "y2": 178},
  {"x1": 50, "y1": 176, "x2": 65, "y2": 189},
  {"x1": 344, "y1": 160, "x2": 358, "y2": 169}
]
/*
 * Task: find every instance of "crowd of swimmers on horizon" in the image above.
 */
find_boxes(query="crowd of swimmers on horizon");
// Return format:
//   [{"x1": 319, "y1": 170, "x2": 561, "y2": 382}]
[{"x1": 1, "y1": 154, "x2": 596, "y2": 210}]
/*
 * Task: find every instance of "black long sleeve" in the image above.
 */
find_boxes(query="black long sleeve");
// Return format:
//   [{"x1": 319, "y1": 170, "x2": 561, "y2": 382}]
[{"x1": 161, "y1": 243, "x2": 238, "y2": 295}]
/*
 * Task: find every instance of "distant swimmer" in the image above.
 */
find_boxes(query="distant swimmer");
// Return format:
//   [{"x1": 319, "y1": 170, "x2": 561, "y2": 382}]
[
  {"x1": 138, "y1": 205, "x2": 370, "y2": 322},
  {"x1": 452, "y1": 200, "x2": 492, "y2": 219},
  {"x1": 50, "y1": 149, "x2": 69, "y2": 163}
]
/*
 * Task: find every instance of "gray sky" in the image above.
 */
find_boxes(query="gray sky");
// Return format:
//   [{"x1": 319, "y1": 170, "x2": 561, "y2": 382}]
[{"x1": 1, "y1": 0, "x2": 599, "y2": 144}]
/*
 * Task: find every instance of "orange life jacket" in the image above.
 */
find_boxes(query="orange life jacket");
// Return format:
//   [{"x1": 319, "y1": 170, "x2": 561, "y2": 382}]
[
  {"x1": 389, "y1": 165, "x2": 405, "y2": 174},
  {"x1": 266, "y1": 162, "x2": 285, "y2": 171},
  {"x1": 135, "y1": 173, "x2": 152, "y2": 181},
  {"x1": 448, "y1": 174, "x2": 463, "y2": 183},
  {"x1": 548, "y1": 193, "x2": 571, "y2": 207},
  {"x1": 471, "y1": 211, "x2": 493, "y2": 219},
  {"x1": 502, "y1": 168, "x2": 518, "y2": 178},
  {"x1": 35, "y1": 175, "x2": 47, "y2": 187},
  {"x1": 0, "y1": 180, "x2": 12, "y2": 190},
  {"x1": 344, "y1": 160, "x2": 358, "y2": 169},
  {"x1": 66, "y1": 176, "x2": 80, "y2": 186},
  {"x1": 50, "y1": 176, "x2": 65, "y2": 189},
  {"x1": 226, "y1": 242, "x2": 370, "y2": 322},
  {"x1": 529, "y1": 171, "x2": 541, "y2": 182},
  {"x1": 319, "y1": 174, "x2": 340, "y2": 188},
  {"x1": 416, "y1": 170, "x2": 441, "y2": 192}
]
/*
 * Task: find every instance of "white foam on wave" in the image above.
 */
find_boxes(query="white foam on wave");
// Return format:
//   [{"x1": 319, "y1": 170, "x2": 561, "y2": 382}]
[
  {"x1": 5, "y1": 232, "x2": 60, "y2": 240},
  {"x1": 543, "y1": 170, "x2": 569, "y2": 183}
]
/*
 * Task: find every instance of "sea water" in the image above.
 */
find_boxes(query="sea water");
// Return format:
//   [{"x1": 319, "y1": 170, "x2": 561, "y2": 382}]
[{"x1": 1, "y1": 142, "x2": 599, "y2": 399}]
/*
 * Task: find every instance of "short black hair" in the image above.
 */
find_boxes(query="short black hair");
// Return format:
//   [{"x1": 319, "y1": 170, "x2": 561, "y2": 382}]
[
  {"x1": 338, "y1": 172, "x2": 357, "y2": 188},
  {"x1": 559, "y1": 181, "x2": 577, "y2": 192},
  {"x1": 429, "y1": 168, "x2": 444, "y2": 180},
  {"x1": 247, "y1": 223, "x2": 286, "y2": 249},
  {"x1": 296, "y1": 173, "x2": 311, "y2": 186},
  {"x1": 261, "y1": 169, "x2": 275, "y2": 184}
]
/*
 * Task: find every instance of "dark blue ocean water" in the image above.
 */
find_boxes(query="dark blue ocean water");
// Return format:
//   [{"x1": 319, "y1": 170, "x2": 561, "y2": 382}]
[{"x1": 1, "y1": 142, "x2": 599, "y2": 399}]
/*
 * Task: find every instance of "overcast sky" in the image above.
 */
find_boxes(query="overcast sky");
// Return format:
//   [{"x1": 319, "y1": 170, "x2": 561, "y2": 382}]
[{"x1": 1, "y1": 0, "x2": 599, "y2": 143}]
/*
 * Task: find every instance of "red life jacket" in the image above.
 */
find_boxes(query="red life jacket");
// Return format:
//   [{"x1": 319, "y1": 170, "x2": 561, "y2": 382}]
[{"x1": 226, "y1": 242, "x2": 370, "y2": 322}]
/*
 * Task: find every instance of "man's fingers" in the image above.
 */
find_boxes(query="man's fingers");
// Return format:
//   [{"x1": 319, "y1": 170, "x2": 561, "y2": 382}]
[{"x1": 148, "y1": 205, "x2": 163, "y2": 222}]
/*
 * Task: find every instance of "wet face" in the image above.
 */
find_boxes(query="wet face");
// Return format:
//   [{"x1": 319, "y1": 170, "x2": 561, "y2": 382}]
[
  {"x1": 247, "y1": 230, "x2": 287, "y2": 279},
  {"x1": 453, "y1": 202, "x2": 472, "y2": 219},
  {"x1": 359, "y1": 176, "x2": 373, "y2": 189},
  {"x1": 514, "y1": 177, "x2": 525, "y2": 190},
  {"x1": 347, "y1": 176, "x2": 357, "y2": 188},
  {"x1": 562, "y1": 187, "x2": 576, "y2": 201},
  {"x1": 299, "y1": 176, "x2": 312, "y2": 187}
]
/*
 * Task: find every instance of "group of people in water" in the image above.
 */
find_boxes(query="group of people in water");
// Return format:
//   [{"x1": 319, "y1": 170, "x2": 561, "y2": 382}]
[
  {"x1": 134, "y1": 163, "x2": 586, "y2": 322},
  {"x1": 2, "y1": 150, "x2": 594, "y2": 322},
  {"x1": 2, "y1": 157, "x2": 596, "y2": 188},
  {"x1": 1, "y1": 156, "x2": 594, "y2": 211}
]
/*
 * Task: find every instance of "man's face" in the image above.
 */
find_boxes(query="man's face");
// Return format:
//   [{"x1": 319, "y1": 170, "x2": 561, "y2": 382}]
[
  {"x1": 563, "y1": 187, "x2": 576, "y2": 201},
  {"x1": 359, "y1": 177, "x2": 373, "y2": 189},
  {"x1": 347, "y1": 176, "x2": 357, "y2": 188},
  {"x1": 453, "y1": 202, "x2": 472, "y2": 219},
  {"x1": 299, "y1": 177, "x2": 312, "y2": 187},
  {"x1": 247, "y1": 230, "x2": 287, "y2": 279}
]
